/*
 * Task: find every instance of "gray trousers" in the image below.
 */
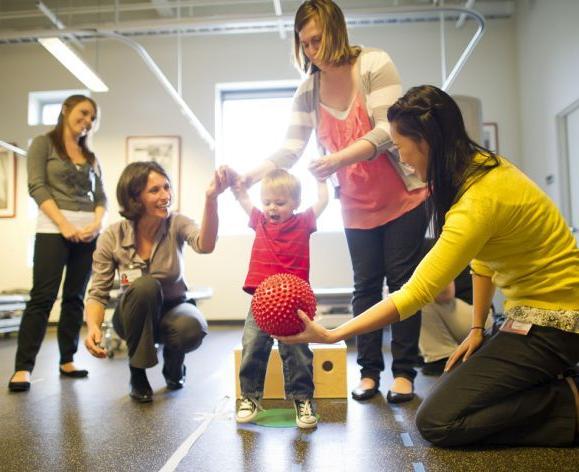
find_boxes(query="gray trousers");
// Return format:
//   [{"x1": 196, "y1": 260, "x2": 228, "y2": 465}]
[
  {"x1": 112, "y1": 276, "x2": 208, "y2": 370},
  {"x1": 419, "y1": 299, "x2": 493, "y2": 363},
  {"x1": 416, "y1": 324, "x2": 579, "y2": 447}
]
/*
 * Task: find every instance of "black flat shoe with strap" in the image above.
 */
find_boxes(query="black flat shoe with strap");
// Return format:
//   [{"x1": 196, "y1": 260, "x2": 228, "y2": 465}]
[
  {"x1": 8, "y1": 374, "x2": 30, "y2": 392},
  {"x1": 59, "y1": 367, "x2": 89, "y2": 378},
  {"x1": 386, "y1": 390, "x2": 415, "y2": 404},
  {"x1": 351, "y1": 379, "x2": 380, "y2": 401}
]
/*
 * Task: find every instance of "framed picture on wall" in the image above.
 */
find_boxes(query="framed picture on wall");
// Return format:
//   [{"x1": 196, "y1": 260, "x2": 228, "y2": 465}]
[
  {"x1": 482, "y1": 122, "x2": 499, "y2": 153},
  {"x1": 126, "y1": 136, "x2": 181, "y2": 210},
  {"x1": 0, "y1": 146, "x2": 16, "y2": 218}
]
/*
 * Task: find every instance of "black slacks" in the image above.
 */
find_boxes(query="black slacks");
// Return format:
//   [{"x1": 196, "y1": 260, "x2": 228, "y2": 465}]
[
  {"x1": 416, "y1": 325, "x2": 579, "y2": 447},
  {"x1": 112, "y1": 276, "x2": 208, "y2": 371},
  {"x1": 15, "y1": 233, "x2": 96, "y2": 372},
  {"x1": 344, "y1": 202, "x2": 428, "y2": 383}
]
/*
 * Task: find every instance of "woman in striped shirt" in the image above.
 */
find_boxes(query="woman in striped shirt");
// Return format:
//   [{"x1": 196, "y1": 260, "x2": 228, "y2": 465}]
[{"x1": 238, "y1": 0, "x2": 428, "y2": 403}]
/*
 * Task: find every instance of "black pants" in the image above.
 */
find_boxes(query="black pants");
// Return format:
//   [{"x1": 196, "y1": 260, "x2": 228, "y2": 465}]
[
  {"x1": 113, "y1": 276, "x2": 208, "y2": 372},
  {"x1": 15, "y1": 233, "x2": 96, "y2": 372},
  {"x1": 416, "y1": 325, "x2": 579, "y2": 447},
  {"x1": 344, "y1": 202, "x2": 428, "y2": 384}
]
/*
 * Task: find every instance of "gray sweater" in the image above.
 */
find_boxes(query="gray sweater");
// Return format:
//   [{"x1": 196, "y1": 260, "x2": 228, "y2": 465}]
[
  {"x1": 27, "y1": 134, "x2": 107, "y2": 212},
  {"x1": 87, "y1": 213, "x2": 201, "y2": 306}
]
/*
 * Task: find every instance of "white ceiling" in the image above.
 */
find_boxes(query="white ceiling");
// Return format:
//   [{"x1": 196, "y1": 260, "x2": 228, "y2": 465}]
[{"x1": 0, "y1": 0, "x2": 513, "y2": 43}]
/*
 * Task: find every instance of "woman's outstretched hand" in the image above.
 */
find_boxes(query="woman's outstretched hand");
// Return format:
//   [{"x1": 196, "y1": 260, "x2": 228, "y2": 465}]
[
  {"x1": 444, "y1": 329, "x2": 485, "y2": 372},
  {"x1": 206, "y1": 165, "x2": 231, "y2": 199},
  {"x1": 274, "y1": 310, "x2": 335, "y2": 345}
]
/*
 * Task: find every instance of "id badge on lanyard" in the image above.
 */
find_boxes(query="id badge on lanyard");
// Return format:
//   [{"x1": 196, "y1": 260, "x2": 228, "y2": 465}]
[{"x1": 119, "y1": 265, "x2": 143, "y2": 289}]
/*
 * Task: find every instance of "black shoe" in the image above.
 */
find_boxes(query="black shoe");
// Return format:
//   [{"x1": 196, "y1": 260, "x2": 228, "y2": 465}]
[
  {"x1": 163, "y1": 364, "x2": 186, "y2": 390},
  {"x1": 386, "y1": 390, "x2": 415, "y2": 403},
  {"x1": 386, "y1": 377, "x2": 415, "y2": 404},
  {"x1": 59, "y1": 367, "x2": 89, "y2": 378},
  {"x1": 8, "y1": 374, "x2": 30, "y2": 392},
  {"x1": 129, "y1": 367, "x2": 153, "y2": 403},
  {"x1": 421, "y1": 358, "x2": 447, "y2": 376},
  {"x1": 351, "y1": 380, "x2": 379, "y2": 401}
]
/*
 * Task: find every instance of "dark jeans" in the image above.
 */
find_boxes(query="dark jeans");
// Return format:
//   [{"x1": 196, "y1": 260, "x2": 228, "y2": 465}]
[
  {"x1": 345, "y1": 202, "x2": 428, "y2": 384},
  {"x1": 113, "y1": 276, "x2": 208, "y2": 371},
  {"x1": 239, "y1": 309, "x2": 314, "y2": 401},
  {"x1": 15, "y1": 233, "x2": 96, "y2": 372},
  {"x1": 416, "y1": 325, "x2": 579, "y2": 447}
]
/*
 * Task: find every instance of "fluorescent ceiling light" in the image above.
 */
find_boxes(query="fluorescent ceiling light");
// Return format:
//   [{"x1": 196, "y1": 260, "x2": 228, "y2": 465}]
[{"x1": 38, "y1": 37, "x2": 109, "y2": 92}]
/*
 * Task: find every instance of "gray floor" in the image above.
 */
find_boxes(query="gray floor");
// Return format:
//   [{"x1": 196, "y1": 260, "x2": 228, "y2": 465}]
[{"x1": 1, "y1": 325, "x2": 577, "y2": 472}]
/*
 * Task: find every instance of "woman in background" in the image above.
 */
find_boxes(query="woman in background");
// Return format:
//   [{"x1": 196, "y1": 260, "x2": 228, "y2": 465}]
[{"x1": 9, "y1": 95, "x2": 107, "y2": 392}]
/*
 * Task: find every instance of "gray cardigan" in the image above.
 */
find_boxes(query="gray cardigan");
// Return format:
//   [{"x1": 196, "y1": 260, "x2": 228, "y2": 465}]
[
  {"x1": 87, "y1": 213, "x2": 202, "y2": 306},
  {"x1": 27, "y1": 134, "x2": 107, "y2": 212}
]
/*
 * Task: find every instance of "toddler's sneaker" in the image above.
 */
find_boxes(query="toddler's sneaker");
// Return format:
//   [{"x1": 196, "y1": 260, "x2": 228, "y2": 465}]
[
  {"x1": 294, "y1": 399, "x2": 318, "y2": 429},
  {"x1": 236, "y1": 397, "x2": 260, "y2": 423}
]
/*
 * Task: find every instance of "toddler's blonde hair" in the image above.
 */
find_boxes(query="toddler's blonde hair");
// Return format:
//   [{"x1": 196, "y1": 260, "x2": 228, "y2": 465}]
[{"x1": 261, "y1": 169, "x2": 301, "y2": 203}]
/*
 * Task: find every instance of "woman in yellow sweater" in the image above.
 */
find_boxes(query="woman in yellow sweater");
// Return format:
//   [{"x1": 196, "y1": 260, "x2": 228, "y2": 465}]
[{"x1": 278, "y1": 85, "x2": 579, "y2": 447}]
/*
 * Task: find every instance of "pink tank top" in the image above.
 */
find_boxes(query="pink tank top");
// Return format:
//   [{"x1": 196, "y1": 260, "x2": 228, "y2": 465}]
[{"x1": 317, "y1": 94, "x2": 427, "y2": 229}]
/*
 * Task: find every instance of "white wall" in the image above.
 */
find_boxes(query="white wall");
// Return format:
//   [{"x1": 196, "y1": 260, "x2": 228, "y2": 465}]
[
  {"x1": 0, "y1": 14, "x2": 520, "y2": 319},
  {"x1": 515, "y1": 0, "x2": 579, "y2": 205}
]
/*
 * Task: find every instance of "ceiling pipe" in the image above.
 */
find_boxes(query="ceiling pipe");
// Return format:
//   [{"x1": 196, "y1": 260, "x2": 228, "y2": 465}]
[
  {"x1": 272, "y1": 0, "x2": 286, "y2": 40},
  {"x1": 457, "y1": 0, "x2": 476, "y2": 28},
  {"x1": 104, "y1": 31, "x2": 215, "y2": 149},
  {"x1": 439, "y1": 0, "x2": 447, "y2": 86},
  {"x1": 0, "y1": 0, "x2": 274, "y2": 20},
  {"x1": 36, "y1": 0, "x2": 84, "y2": 49},
  {"x1": 0, "y1": 6, "x2": 488, "y2": 41},
  {"x1": 438, "y1": 7, "x2": 485, "y2": 90}
]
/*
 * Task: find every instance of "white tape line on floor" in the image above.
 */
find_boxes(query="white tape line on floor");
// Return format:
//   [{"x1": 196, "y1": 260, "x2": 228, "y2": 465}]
[
  {"x1": 158, "y1": 396, "x2": 230, "y2": 472},
  {"x1": 400, "y1": 432, "x2": 414, "y2": 447}
]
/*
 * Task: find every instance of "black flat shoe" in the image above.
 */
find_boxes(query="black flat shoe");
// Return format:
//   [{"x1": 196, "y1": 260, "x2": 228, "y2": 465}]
[
  {"x1": 163, "y1": 365, "x2": 186, "y2": 391},
  {"x1": 59, "y1": 368, "x2": 89, "y2": 378},
  {"x1": 129, "y1": 367, "x2": 153, "y2": 403},
  {"x1": 386, "y1": 390, "x2": 415, "y2": 404},
  {"x1": 130, "y1": 384, "x2": 153, "y2": 403},
  {"x1": 351, "y1": 383, "x2": 380, "y2": 401},
  {"x1": 8, "y1": 374, "x2": 30, "y2": 392}
]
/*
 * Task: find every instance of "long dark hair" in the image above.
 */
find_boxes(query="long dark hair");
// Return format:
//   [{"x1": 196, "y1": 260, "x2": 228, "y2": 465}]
[
  {"x1": 387, "y1": 85, "x2": 499, "y2": 237},
  {"x1": 47, "y1": 94, "x2": 98, "y2": 166}
]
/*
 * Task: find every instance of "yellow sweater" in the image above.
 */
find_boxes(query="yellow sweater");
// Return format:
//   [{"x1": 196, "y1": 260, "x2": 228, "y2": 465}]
[{"x1": 390, "y1": 156, "x2": 579, "y2": 326}]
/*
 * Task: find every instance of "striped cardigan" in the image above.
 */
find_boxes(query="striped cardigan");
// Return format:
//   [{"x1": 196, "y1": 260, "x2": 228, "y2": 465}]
[{"x1": 267, "y1": 48, "x2": 424, "y2": 191}]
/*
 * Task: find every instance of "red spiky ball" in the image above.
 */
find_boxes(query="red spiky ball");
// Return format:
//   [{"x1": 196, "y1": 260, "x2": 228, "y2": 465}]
[{"x1": 251, "y1": 273, "x2": 317, "y2": 336}]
